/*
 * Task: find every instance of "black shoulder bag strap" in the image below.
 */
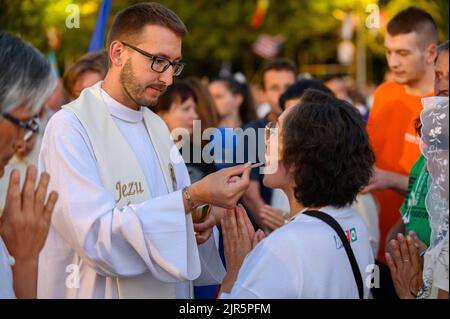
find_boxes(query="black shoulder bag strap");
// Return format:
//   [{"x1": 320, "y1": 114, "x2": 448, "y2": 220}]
[{"x1": 303, "y1": 210, "x2": 364, "y2": 299}]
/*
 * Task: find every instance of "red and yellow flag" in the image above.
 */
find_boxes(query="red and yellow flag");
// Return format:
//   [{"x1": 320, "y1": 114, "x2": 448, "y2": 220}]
[{"x1": 251, "y1": 0, "x2": 270, "y2": 29}]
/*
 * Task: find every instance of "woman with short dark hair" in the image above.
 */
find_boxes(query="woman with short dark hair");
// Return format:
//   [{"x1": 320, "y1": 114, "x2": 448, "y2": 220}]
[{"x1": 219, "y1": 90, "x2": 375, "y2": 299}]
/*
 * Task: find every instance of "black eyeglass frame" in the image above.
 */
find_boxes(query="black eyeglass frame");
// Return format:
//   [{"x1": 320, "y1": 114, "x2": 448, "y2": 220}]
[
  {"x1": 121, "y1": 41, "x2": 186, "y2": 76},
  {"x1": 1, "y1": 113, "x2": 39, "y2": 133}
]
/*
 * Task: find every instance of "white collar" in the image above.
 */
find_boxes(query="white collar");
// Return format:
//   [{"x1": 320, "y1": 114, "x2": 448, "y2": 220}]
[{"x1": 101, "y1": 88, "x2": 143, "y2": 123}]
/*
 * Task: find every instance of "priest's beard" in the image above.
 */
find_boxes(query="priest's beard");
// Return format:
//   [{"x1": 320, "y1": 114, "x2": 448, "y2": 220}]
[{"x1": 119, "y1": 58, "x2": 167, "y2": 108}]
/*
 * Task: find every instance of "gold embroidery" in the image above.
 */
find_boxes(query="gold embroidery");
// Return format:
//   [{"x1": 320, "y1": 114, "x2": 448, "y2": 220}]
[
  {"x1": 115, "y1": 181, "x2": 145, "y2": 203},
  {"x1": 169, "y1": 163, "x2": 177, "y2": 190}
]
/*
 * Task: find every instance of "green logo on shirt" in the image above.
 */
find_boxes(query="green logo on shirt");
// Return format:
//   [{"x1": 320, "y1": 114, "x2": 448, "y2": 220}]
[
  {"x1": 348, "y1": 228, "x2": 357, "y2": 242},
  {"x1": 334, "y1": 227, "x2": 358, "y2": 249}
]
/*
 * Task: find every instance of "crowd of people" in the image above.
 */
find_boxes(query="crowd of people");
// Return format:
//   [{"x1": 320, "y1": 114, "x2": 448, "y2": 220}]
[{"x1": 0, "y1": 2, "x2": 448, "y2": 299}]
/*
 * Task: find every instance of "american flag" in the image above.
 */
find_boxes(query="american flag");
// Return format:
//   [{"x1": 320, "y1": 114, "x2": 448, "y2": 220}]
[{"x1": 252, "y1": 34, "x2": 284, "y2": 60}]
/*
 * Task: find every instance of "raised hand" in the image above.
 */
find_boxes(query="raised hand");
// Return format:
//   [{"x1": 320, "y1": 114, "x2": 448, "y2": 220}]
[
  {"x1": 0, "y1": 166, "x2": 58, "y2": 298},
  {"x1": 219, "y1": 204, "x2": 264, "y2": 294},
  {"x1": 385, "y1": 233, "x2": 423, "y2": 299}
]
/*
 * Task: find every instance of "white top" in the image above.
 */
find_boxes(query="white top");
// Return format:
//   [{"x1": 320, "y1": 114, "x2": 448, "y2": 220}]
[
  {"x1": 352, "y1": 193, "x2": 379, "y2": 258},
  {"x1": 221, "y1": 206, "x2": 374, "y2": 299},
  {"x1": 37, "y1": 89, "x2": 224, "y2": 298},
  {"x1": 0, "y1": 236, "x2": 15, "y2": 298}
]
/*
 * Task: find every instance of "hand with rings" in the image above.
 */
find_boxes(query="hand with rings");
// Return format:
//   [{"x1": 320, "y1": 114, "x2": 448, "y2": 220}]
[{"x1": 385, "y1": 233, "x2": 424, "y2": 299}]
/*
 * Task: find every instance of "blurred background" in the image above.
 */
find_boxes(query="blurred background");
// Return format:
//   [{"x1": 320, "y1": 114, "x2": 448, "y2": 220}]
[{"x1": 0, "y1": 0, "x2": 448, "y2": 86}]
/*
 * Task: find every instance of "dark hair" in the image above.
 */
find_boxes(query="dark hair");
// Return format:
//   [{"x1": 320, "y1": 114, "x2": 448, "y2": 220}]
[
  {"x1": 107, "y1": 2, "x2": 187, "y2": 49},
  {"x1": 282, "y1": 89, "x2": 375, "y2": 208},
  {"x1": 322, "y1": 74, "x2": 344, "y2": 83},
  {"x1": 387, "y1": 7, "x2": 438, "y2": 48},
  {"x1": 63, "y1": 50, "x2": 108, "y2": 100},
  {"x1": 279, "y1": 79, "x2": 334, "y2": 110},
  {"x1": 155, "y1": 80, "x2": 196, "y2": 114},
  {"x1": 260, "y1": 58, "x2": 297, "y2": 89},
  {"x1": 211, "y1": 76, "x2": 257, "y2": 125}
]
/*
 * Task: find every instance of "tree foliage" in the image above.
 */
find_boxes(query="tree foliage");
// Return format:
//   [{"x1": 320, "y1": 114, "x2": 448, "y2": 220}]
[{"x1": 1, "y1": 0, "x2": 448, "y2": 82}]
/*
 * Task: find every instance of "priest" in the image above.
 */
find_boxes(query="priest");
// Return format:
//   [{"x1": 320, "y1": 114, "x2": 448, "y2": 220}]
[{"x1": 38, "y1": 2, "x2": 251, "y2": 298}]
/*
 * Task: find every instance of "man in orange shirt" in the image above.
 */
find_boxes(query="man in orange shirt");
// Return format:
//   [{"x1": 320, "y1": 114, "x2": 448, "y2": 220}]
[{"x1": 364, "y1": 7, "x2": 437, "y2": 298}]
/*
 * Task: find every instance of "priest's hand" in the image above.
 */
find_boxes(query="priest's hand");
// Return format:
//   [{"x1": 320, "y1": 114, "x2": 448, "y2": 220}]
[
  {"x1": 189, "y1": 163, "x2": 251, "y2": 210},
  {"x1": 219, "y1": 204, "x2": 265, "y2": 294},
  {"x1": 385, "y1": 233, "x2": 423, "y2": 299},
  {"x1": 0, "y1": 166, "x2": 58, "y2": 298}
]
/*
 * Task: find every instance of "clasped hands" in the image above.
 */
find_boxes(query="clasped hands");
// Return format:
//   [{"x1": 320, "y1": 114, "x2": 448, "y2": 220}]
[{"x1": 385, "y1": 231, "x2": 427, "y2": 299}]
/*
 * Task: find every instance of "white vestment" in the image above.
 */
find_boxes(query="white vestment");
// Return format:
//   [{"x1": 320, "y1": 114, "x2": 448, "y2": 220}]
[{"x1": 37, "y1": 82, "x2": 225, "y2": 298}]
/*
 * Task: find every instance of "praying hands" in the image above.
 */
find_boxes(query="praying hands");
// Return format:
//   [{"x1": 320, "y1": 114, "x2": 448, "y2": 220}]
[
  {"x1": 219, "y1": 204, "x2": 265, "y2": 295},
  {"x1": 385, "y1": 232, "x2": 425, "y2": 299},
  {"x1": 0, "y1": 166, "x2": 58, "y2": 298}
]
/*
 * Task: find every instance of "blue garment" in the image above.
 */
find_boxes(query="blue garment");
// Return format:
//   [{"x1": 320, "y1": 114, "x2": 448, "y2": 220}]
[
  {"x1": 194, "y1": 285, "x2": 219, "y2": 299},
  {"x1": 88, "y1": 0, "x2": 112, "y2": 52},
  {"x1": 210, "y1": 127, "x2": 241, "y2": 170}
]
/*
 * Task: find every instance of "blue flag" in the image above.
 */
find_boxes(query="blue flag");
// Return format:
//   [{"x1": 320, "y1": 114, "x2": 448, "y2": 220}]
[{"x1": 88, "y1": 0, "x2": 112, "y2": 52}]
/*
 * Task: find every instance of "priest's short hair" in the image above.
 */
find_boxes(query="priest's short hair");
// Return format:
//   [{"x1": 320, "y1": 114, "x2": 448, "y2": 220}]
[{"x1": 107, "y1": 2, "x2": 188, "y2": 50}]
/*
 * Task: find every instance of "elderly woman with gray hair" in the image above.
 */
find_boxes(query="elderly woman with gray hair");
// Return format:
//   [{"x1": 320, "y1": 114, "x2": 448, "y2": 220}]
[{"x1": 0, "y1": 31, "x2": 59, "y2": 298}]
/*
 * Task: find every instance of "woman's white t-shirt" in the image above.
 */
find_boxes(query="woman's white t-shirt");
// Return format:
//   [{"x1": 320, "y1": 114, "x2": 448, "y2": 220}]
[{"x1": 221, "y1": 206, "x2": 374, "y2": 299}]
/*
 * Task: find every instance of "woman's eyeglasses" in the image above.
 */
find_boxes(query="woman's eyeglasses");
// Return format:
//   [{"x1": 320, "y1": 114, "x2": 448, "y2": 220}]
[
  {"x1": 1, "y1": 113, "x2": 40, "y2": 142},
  {"x1": 121, "y1": 41, "x2": 185, "y2": 77}
]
